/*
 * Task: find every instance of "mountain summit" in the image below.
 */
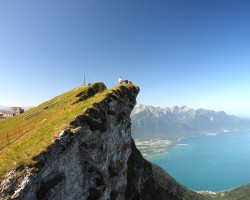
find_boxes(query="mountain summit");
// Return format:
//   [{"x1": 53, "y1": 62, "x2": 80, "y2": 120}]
[{"x1": 0, "y1": 83, "x2": 203, "y2": 200}]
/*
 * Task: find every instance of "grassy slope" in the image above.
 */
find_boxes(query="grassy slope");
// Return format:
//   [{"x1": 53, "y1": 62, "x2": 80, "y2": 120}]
[
  {"x1": 2, "y1": 82, "x2": 249, "y2": 200},
  {"x1": 0, "y1": 83, "x2": 132, "y2": 180}
]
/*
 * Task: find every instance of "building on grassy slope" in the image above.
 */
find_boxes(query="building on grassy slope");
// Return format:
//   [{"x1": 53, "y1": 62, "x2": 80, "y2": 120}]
[
  {"x1": 0, "y1": 111, "x2": 13, "y2": 118},
  {"x1": 11, "y1": 107, "x2": 24, "y2": 116}
]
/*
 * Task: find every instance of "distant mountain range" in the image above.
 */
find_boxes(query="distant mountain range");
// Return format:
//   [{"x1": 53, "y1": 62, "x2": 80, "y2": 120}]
[{"x1": 131, "y1": 104, "x2": 250, "y2": 140}]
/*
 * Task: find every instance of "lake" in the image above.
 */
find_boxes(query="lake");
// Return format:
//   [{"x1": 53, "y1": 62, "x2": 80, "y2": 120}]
[{"x1": 147, "y1": 131, "x2": 250, "y2": 192}]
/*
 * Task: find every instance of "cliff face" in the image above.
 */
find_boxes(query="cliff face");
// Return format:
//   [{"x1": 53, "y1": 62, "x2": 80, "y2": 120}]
[{"x1": 0, "y1": 84, "x2": 203, "y2": 200}]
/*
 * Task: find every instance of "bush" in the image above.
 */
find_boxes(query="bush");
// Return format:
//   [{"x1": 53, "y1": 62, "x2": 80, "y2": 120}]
[
  {"x1": 73, "y1": 82, "x2": 107, "y2": 105},
  {"x1": 91, "y1": 82, "x2": 107, "y2": 93},
  {"x1": 87, "y1": 87, "x2": 96, "y2": 97},
  {"x1": 87, "y1": 82, "x2": 107, "y2": 97}
]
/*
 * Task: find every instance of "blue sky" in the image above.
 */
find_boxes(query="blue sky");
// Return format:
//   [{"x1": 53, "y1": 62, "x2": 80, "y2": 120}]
[{"x1": 1, "y1": 0, "x2": 250, "y2": 117}]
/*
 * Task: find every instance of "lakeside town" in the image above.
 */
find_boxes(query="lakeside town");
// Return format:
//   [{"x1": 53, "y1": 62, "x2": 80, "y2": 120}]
[
  {"x1": 134, "y1": 139, "x2": 172, "y2": 158},
  {"x1": 0, "y1": 107, "x2": 24, "y2": 119}
]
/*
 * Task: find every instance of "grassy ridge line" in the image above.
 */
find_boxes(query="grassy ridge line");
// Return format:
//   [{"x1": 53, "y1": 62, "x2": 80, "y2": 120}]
[{"x1": 0, "y1": 82, "x2": 126, "y2": 180}]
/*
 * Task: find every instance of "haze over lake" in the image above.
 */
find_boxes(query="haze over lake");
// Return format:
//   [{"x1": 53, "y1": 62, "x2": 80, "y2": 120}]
[{"x1": 148, "y1": 131, "x2": 250, "y2": 192}]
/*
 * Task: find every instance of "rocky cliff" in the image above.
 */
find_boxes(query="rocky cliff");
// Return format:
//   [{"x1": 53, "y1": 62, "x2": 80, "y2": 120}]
[{"x1": 0, "y1": 84, "x2": 204, "y2": 200}]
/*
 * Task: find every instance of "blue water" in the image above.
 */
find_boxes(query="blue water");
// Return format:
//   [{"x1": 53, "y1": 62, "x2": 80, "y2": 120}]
[{"x1": 147, "y1": 131, "x2": 250, "y2": 192}]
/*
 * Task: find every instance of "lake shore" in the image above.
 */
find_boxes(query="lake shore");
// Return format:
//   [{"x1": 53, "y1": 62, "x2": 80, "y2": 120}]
[
  {"x1": 146, "y1": 131, "x2": 250, "y2": 192},
  {"x1": 134, "y1": 139, "x2": 172, "y2": 158}
]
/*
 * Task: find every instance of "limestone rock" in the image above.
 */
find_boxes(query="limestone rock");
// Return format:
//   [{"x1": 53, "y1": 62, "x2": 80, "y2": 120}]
[{"x1": 0, "y1": 85, "x2": 204, "y2": 200}]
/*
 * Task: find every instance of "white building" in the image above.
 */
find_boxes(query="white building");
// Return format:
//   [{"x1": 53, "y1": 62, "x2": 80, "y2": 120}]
[
  {"x1": 11, "y1": 107, "x2": 24, "y2": 116},
  {"x1": 0, "y1": 111, "x2": 13, "y2": 118}
]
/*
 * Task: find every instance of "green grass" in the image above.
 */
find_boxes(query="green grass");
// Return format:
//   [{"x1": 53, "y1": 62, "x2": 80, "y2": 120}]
[{"x1": 0, "y1": 82, "x2": 137, "y2": 181}]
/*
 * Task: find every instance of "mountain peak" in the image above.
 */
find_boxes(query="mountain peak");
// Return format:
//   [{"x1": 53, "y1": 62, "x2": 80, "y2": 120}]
[
  {"x1": 131, "y1": 104, "x2": 249, "y2": 140},
  {"x1": 0, "y1": 83, "x2": 203, "y2": 200},
  {"x1": 170, "y1": 105, "x2": 189, "y2": 113}
]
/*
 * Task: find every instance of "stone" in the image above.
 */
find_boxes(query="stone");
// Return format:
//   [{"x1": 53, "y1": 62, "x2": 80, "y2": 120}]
[{"x1": 0, "y1": 85, "x2": 204, "y2": 200}]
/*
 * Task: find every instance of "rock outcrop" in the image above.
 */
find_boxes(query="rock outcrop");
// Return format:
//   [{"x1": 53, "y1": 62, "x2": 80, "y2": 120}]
[{"x1": 0, "y1": 84, "x2": 204, "y2": 200}]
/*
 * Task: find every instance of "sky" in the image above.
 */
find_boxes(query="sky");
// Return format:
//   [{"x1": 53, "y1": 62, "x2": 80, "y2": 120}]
[{"x1": 0, "y1": 0, "x2": 250, "y2": 117}]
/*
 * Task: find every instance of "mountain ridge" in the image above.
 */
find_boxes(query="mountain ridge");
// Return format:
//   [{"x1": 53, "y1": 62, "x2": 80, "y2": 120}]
[
  {"x1": 1, "y1": 84, "x2": 249, "y2": 199},
  {"x1": 131, "y1": 104, "x2": 250, "y2": 140},
  {"x1": 0, "y1": 83, "x2": 204, "y2": 200}
]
